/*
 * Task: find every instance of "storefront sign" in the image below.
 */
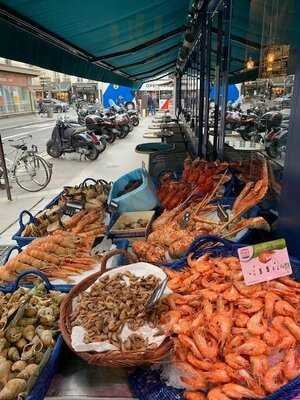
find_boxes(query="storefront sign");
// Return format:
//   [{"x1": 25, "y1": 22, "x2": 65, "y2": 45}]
[
  {"x1": 238, "y1": 239, "x2": 292, "y2": 286},
  {"x1": 0, "y1": 71, "x2": 29, "y2": 87}
]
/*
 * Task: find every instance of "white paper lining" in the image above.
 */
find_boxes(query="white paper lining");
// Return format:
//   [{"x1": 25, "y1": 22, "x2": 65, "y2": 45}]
[{"x1": 71, "y1": 262, "x2": 171, "y2": 353}]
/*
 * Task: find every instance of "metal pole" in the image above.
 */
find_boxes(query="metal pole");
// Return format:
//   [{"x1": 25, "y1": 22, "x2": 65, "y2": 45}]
[
  {"x1": 197, "y1": 14, "x2": 207, "y2": 157},
  {"x1": 0, "y1": 134, "x2": 12, "y2": 201},
  {"x1": 213, "y1": 10, "x2": 223, "y2": 159},
  {"x1": 218, "y1": 0, "x2": 232, "y2": 160},
  {"x1": 202, "y1": 15, "x2": 212, "y2": 158}
]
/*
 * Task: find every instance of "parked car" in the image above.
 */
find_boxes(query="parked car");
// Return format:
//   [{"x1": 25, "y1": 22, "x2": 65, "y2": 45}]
[{"x1": 42, "y1": 99, "x2": 69, "y2": 113}]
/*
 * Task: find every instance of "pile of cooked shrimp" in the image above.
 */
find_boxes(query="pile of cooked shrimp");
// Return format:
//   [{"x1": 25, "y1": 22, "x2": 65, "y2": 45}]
[{"x1": 161, "y1": 253, "x2": 300, "y2": 400}]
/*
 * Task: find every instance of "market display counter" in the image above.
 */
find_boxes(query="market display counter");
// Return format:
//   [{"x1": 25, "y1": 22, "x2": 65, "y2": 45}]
[{"x1": 46, "y1": 347, "x2": 134, "y2": 400}]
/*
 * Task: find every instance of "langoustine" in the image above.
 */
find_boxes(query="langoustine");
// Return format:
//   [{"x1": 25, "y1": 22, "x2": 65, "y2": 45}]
[
  {"x1": 0, "y1": 230, "x2": 96, "y2": 282},
  {"x1": 133, "y1": 159, "x2": 269, "y2": 263},
  {"x1": 160, "y1": 253, "x2": 300, "y2": 399}
]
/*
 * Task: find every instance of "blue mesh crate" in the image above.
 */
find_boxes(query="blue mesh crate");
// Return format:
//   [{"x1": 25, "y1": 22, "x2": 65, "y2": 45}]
[
  {"x1": 0, "y1": 238, "x2": 129, "y2": 292},
  {"x1": 130, "y1": 236, "x2": 300, "y2": 400},
  {"x1": 12, "y1": 193, "x2": 62, "y2": 247},
  {"x1": 0, "y1": 270, "x2": 64, "y2": 400}
]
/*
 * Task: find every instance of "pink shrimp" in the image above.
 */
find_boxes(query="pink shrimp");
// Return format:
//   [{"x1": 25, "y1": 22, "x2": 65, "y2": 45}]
[
  {"x1": 274, "y1": 300, "x2": 298, "y2": 318},
  {"x1": 191, "y1": 312, "x2": 204, "y2": 329},
  {"x1": 278, "y1": 276, "x2": 300, "y2": 290},
  {"x1": 263, "y1": 362, "x2": 287, "y2": 393},
  {"x1": 202, "y1": 369, "x2": 231, "y2": 384},
  {"x1": 161, "y1": 310, "x2": 181, "y2": 332},
  {"x1": 221, "y1": 383, "x2": 264, "y2": 399},
  {"x1": 179, "y1": 363, "x2": 207, "y2": 390},
  {"x1": 250, "y1": 355, "x2": 269, "y2": 382},
  {"x1": 225, "y1": 353, "x2": 249, "y2": 370},
  {"x1": 247, "y1": 310, "x2": 267, "y2": 335},
  {"x1": 237, "y1": 298, "x2": 264, "y2": 314},
  {"x1": 202, "y1": 299, "x2": 214, "y2": 320},
  {"x1": 178, "y1": 334, "x2": 203, "y2": 359},
  {"x1": 223, "y1": 285, "x2": 240, "y2": 302},
  {"x1": 187, "y1": 352, "x2": 211, "y2": 371},
  {"x1": 210, "y1": 313, "x2": 233, "y2": 346},
  {"x1": 207, "y1": 387, "x2": 230, "y2": 400},
  {"x1": 232, "y1": 369, "x2": 265, "y2": 396},
  {"x1": 193, "y1": 329, "x2": 219, "y2": 360},
  {"x1": 264, "y1": 292, "x2": 280, "y2": 320},
  {"x1": 184, "y1": 391, "x2": 206, "y2": 400},
  {"x1": 235, "y1": 337, "x2": 267, "y2": 356},
  {"x1": 272, "y1": 316, "x2": 296, "y2": 348},
  {"x1": 283, "y1": 349, "x2": 300, "y2": 380},
  {"x1": 284, "y1": 317, "x2": 300, "y2": 341},
  {"x1": 263, "y1": 328, "x2": 280, "y2": 347},
  {"x1": 234, "y1": 313, "x2": 249, "y2": 328}
]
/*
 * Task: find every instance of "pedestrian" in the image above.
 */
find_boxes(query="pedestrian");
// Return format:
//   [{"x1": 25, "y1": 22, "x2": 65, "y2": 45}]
[
  {"x1": 147, "y1": 94, "x2": 156, "y2": 115},
  {"x1": 37, "y1": 98, "x2": 44, "y2": 115}
]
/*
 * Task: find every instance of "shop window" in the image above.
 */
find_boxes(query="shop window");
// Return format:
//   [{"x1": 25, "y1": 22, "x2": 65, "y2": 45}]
[{"x1": 0, "y1": 85, "x2": 32, "y2": 114}]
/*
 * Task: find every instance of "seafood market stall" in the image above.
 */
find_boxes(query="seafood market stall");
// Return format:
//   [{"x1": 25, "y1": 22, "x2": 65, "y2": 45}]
[{"x1": 1, "y1": 0, "x2": 300, "y2": 399}]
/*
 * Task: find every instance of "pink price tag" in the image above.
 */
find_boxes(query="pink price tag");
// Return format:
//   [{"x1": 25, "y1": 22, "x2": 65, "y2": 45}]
[{"x1": 238, "y1": 239, "x2": 293, "y2": 286}]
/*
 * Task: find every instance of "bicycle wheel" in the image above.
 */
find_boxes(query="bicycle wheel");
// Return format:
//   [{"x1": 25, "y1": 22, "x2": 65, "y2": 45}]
[{"x1": 14, "y1": 154, "x2": 51, "y2": 192}]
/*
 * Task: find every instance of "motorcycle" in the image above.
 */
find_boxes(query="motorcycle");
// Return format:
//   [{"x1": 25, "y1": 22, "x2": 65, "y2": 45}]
[
  {"x1": 128, "y1": 109, "x2": 139, "y2": 126},
  {"x1": 85, "y1": 114, "x2": 118, "y2": 144},
  {"x1": 237, "y1": 110, "x2": 283, "y2": 142},
  {"x1": 265, "y1": 127, "x2": 288, "y2": 159},
  {"x1": 77, "y1": 104, "x2": 99, "y2": 124},
  {"x1": 105, "y1": 106, "x2": 132, "y2": 138},
  {"x1": 46, "y1": 119, "x2": 101, "y2": 160}
]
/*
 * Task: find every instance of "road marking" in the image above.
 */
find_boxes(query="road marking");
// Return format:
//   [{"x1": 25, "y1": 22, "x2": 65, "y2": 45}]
[
  {"x1": 2, "y1": 125, "x2": 53, "y2": 141},
  {"x1": 2, "y1": 132, "x2": 35, "y2": 141},
  {"x1": 14, "y1": 123, "x2": 54, "y2": 130}
]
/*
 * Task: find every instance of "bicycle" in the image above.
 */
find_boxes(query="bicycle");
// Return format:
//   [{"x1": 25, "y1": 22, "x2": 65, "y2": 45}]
[{"x1": 1, "y1": 134, "x2": 53, "y2": 192}]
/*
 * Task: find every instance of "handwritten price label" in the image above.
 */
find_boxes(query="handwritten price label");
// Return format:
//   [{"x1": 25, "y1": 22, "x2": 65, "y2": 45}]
[{"x1": 238, "y1": 239, "x2": 292, "y2": 286}]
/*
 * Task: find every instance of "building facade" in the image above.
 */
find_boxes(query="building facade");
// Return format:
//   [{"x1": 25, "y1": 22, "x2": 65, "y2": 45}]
[{"x1": 0, "y1": 59, "x2": 39, "y2": 116}]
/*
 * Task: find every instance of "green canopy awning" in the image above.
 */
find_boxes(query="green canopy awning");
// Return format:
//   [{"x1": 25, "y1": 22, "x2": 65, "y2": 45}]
[{"x1": 0, "y1": 0, "x2": 192, "y2": 87}]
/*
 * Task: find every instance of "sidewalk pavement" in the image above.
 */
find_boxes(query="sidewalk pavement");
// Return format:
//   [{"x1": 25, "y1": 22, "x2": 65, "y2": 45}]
[
  {"x1": 0, "y1": 113, "x2": 57, "y2": 131},
  {"x1": 0, "y1": 116, "x2": 156, "y2": 245}
]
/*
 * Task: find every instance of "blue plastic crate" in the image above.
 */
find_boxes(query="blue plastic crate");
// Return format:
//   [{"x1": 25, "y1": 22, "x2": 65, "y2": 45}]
[
  {"x1": 130, "y1": 236, "x2": 300, "y2": 400},
  {"x1": 108, "y1": 167, "x2": 159, "y2": 213}
]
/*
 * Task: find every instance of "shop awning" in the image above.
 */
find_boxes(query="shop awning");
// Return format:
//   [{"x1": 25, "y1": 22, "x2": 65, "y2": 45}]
[{"x1": 0, "y1": 0, "x2": 191, "y2": 88}]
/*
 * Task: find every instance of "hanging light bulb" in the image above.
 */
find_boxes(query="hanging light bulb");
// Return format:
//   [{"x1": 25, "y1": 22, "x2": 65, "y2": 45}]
[
  {"x1": 246, "y1": 57, "x2": 255, "y2": 70},
  {"x1": 267, "y1": 52, "x2": 275, "y2": 63}
]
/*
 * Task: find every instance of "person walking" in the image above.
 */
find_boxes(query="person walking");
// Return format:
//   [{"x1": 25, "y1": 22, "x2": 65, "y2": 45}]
[
  {"x1": 147, "y1": 94, "x2": 156, "y2": 115},
  {"x1": 37, "y1": 98, "x2": 45, "y2": 115}
]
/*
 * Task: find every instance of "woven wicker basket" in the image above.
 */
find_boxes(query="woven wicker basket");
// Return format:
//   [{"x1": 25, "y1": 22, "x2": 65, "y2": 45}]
[{"x1": 59, "y1": 248, "x2": 172, "y2": 367}]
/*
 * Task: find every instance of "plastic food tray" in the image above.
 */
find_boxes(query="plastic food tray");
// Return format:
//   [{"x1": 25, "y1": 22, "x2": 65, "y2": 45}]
[{"x1": 109, "y1": 211, "x2": 155, "y2": 238}]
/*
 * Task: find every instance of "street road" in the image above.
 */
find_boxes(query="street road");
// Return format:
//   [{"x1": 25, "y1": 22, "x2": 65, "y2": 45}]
[
  {"x1": 0, "y1": 113, "x2": 150, "y2": 241},
  {"x1": 0, "y1": 110, "x2": 92, "y2": 199}
]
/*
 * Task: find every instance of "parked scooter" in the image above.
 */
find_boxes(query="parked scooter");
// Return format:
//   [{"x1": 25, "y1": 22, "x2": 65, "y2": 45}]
[
  {"x1": 127, "y1": 109, "x2": 139, "y2": 126},
  {"x1": 46, "y1": 119, "x2": 101, "y2": 160},
  {"x1": 265, "y1": 127, "x2": 288, "y2": 159},
  {"x1": 77, "y1": 104, "x2": 99, "y2": 124},
  {"x1": 85, "y1": 114, "x2": 118, "y2": 144},
  {"x1": 105, "y1": 105, "x2": 132, "y2": 138},
  {"x1": 237, "y1": 110, "x2": 283, "y2": 142}
]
